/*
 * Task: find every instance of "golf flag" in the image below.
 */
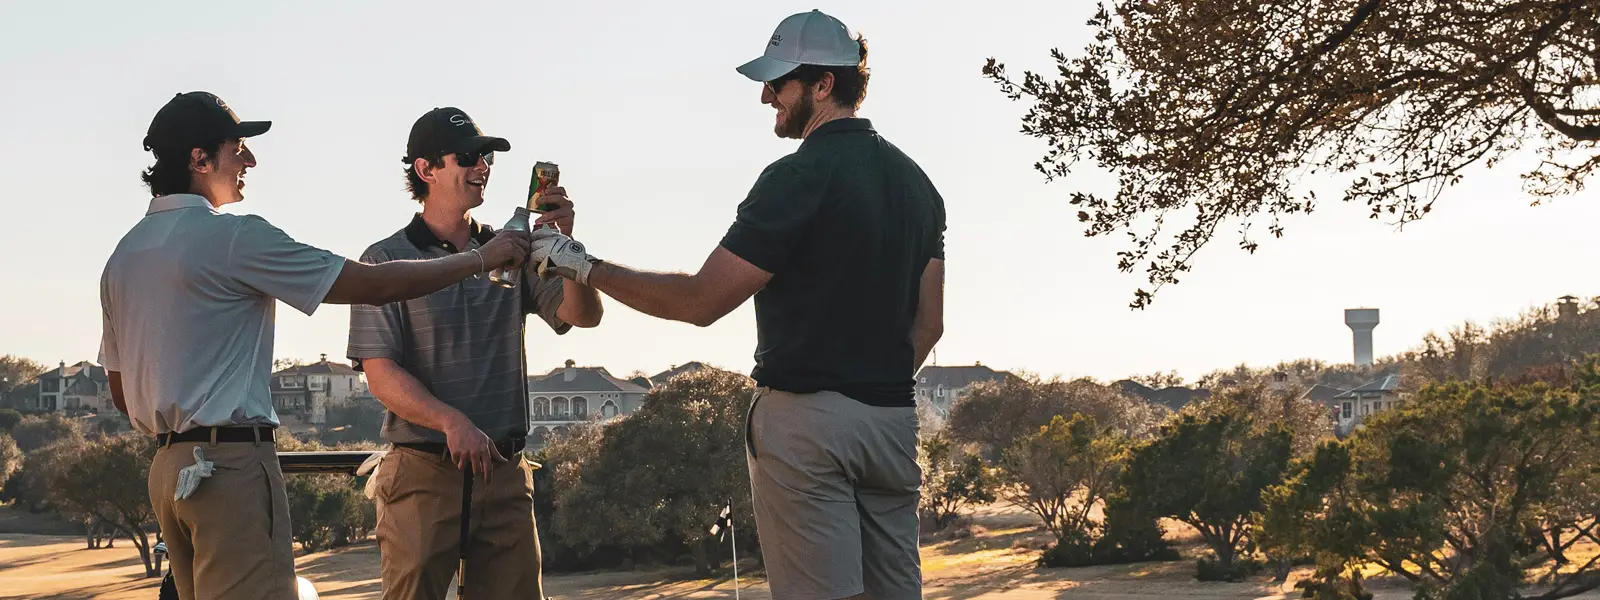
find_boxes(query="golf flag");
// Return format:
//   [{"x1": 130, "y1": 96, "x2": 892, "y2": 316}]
[{"x1": 710, "y1": 504, "x2": 732, "y2": 542}]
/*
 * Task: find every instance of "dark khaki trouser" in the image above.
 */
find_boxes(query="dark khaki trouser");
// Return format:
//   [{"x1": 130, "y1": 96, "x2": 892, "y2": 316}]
[
  {"x1": 149, "y1": 439, "x2": 297, "y2": 600},
  {"x1": 372, "y1": 445, "x2": 544, "y2": 600}
]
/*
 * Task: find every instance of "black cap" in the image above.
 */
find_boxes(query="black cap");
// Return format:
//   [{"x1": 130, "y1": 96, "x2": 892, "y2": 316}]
[
  {"x1": 143, "y1": 91, "x2": 271, "y2": 153},
  {"x1": 403, "y1": 107, "x2": 510, "y2": 164}
]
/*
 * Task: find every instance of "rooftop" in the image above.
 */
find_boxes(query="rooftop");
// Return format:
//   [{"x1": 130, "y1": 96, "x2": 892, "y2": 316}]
[
  {"x1": 1334, "y1": 374, "x2": 1401, "y2": 399},
  {"x1": 38, "y1": 361, "x2": 107, "y2": 382},
  {"x1": 529, "y1": 365, "x2": 650, "y2": 394},
  {"x1": 272, "y1": 355, "x2": 359, "y2": 377},
  {"x1": 917, "y1": 364, "x2": 1010, "y2": 389}
]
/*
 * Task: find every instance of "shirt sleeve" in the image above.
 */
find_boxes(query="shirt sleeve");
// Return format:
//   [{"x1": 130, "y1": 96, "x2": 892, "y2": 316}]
[
  {"x1": 226, "y1": 215, "x2": 346, "y2": 316},
  {"x1": 717, "y1": 161, "x2": 827, "y2": 274},
  {"x1": 523, "y1": 269, "x2": 572, "y2": 335},
  {"x1": 346, "y1": 246, "x2": 408, "y2": 371},
  {"x1": 97, "y1": 265, "x2": 120, "y2": 371}
]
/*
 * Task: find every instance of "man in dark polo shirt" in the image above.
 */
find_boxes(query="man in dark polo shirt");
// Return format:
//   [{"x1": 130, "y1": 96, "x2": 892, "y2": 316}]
[
  {"x1": 346, "y1": 106, "x2": 603, "y2": 600},
  {"x1": 526, "y1": 11, "x2": 945, "y2": 600}
]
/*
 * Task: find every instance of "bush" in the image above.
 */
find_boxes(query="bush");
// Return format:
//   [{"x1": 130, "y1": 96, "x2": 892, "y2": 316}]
[
  {"x1": 1037, "y1": 503, "x2": 1180, "y2": 568},
  {"x1": 1039, "y1": 532, "x2": 1097, "y2": 568},
  {"x1": 285, "y1": 473, "x2": 375, "y2": 551},
  {"x1": 1197, "y1": 554, "x2": 1264, "y2": 582},
  {"x1": 918, "y1": 432, "x2": 995, "y2": 532},
  {"x1": 0, "y1": 439, "x2": 84, "y2": 512},
  {"x1": 1293, "y1": 568, "x2": 1375, "y2": 600},
  {"x1": 0, "y1": 409, "x2": 22, "y2": 432},
  {"x1": 0, "y1": 434, "x2": 20, "y2": 491},
  {"x1": 276, "y1": 438, "x2": 379, "y2": 551},
  {"x1": 12, "y1": 413, "x2": 84, "y2": 453},
  {"x1": 1091, "y1": 500, "x2": 1179, "y2": 564},
  {"x1": 319, "y1": 401, "x2": 385, "y2": 445}
]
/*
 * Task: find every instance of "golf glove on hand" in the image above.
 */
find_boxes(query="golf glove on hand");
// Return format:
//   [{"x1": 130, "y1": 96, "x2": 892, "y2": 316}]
[{"x1": 529, "y1": 229, "x2": 600, "y2": 285}]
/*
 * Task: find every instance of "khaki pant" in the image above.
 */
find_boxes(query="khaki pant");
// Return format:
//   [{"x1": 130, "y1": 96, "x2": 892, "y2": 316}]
[
  {"x1": 149, "y1": 439, "x2": 296, "y2": 600},
  {"x1": 745, "y1": 388, "x2": 924, "y2": 600},
  {"x1": 372, "y1": 445, "x2": 544, "y2": 600}
]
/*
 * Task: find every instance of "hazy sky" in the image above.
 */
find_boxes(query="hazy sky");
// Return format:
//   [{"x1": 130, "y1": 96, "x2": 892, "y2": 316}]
[{"x1": 2, "y1": 1, "x2": 1594, "y2": 384}]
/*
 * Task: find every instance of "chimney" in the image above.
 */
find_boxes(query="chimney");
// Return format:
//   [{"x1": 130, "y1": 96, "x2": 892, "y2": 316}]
[
  {"x1": 320, "y1": 353, "x2": 328, "y2": 363},
  {"x1": 565, "y1": 359, "x2": 576, "y2": 368},
  {"x1": 1558, "y1": 295, "x2": 1579, "y2": 321},
  {"x1": 1345, "y1": 308, "x2": 1380, "y2": 367}
]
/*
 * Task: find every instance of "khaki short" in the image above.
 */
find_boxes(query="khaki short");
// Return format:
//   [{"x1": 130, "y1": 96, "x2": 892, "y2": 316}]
[
  {"x1": 745, "y1": 388, "x2": 923, "y2": 600},
  {"x1": 149, "y1": 439, "x2": 296, "y2": 600}
]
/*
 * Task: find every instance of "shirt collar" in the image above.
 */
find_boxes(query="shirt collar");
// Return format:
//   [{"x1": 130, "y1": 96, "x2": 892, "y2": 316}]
[
  {"x1": 146, "y1": 194, "x2": 217, "y2": 216},
  {"x1": 803, "y1": 118, "x2": 874, "y2": 146},
  {"x1": 403, "y1": 213, "x2": 497, "y2": 253}
]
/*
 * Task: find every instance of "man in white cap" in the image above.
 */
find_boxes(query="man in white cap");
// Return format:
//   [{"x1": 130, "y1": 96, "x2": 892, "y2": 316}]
[{"x1": 524, "y1": 10, "x2": 946, "y2": 599}]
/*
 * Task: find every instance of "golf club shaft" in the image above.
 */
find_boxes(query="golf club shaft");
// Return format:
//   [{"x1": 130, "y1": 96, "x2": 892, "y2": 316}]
[{"x1": 459, "y1": 468, "x2": 472, "y2": 598}]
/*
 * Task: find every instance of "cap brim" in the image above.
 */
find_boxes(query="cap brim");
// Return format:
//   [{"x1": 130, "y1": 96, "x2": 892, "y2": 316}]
[
  {"x1": 736, "y1": 55, "x2": 800, "y2": 82},
  {"x1": 448, "y1": 135, "x2": 511, "y2": 154},
  {"x1": 233, "y1": 121, "x2": 271, "y2": 138}
]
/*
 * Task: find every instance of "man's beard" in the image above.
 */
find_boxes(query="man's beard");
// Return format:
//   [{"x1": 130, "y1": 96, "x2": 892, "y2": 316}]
[{"x1": 776, "y1": 93, "x2": 814, "y2": 139}]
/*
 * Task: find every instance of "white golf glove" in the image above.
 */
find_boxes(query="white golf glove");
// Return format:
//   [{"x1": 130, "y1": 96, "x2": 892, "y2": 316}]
[
  {"x1": 174, "y1": 446, "x2": 215, "y2": 501},
  {"x1": 529, "y1": 229, "x2": 600, "y2": 285}
]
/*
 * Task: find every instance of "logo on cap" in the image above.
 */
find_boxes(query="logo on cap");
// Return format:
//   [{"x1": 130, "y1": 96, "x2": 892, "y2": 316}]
[
  {"x1": 769, "y1": 34, "x2": 783, "y2": 47},
  {"x1": 449, "y1": 114, "x2": 473, "y2": 127}
]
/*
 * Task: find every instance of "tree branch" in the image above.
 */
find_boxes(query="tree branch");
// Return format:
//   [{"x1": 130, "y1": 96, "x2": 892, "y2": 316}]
[{"x1": 1517, "y1": 74, "x2": 1600, "y2": 141}]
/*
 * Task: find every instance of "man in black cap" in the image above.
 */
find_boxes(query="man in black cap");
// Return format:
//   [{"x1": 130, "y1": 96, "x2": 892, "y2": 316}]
[
  {"x1": 100, "y1": 92, "x2": 534, "y2": 600},
  {"x1": 347, "y1": 107, "x2": 602, "y2": 600}
]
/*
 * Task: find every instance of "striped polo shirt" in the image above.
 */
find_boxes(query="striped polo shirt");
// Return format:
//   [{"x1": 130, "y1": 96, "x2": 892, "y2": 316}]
[{"x1": 346, "y1": 214, "x2": 568, "y2": 444}]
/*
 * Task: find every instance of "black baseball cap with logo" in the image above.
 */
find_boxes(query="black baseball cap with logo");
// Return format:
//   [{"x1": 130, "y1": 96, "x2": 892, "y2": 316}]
[
  {"x1": 402, "y1": 107, "x2": 511, "y2": 164},
  {"x1": 143, "y1": 91, "x2": 271, "y2": 153}
]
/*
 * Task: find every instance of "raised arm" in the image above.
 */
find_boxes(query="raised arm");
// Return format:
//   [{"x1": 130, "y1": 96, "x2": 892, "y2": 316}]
[
  {"x1": 324, "y1": 231, "x2": 531, "y2": 306},
  {"x1": 583, "y1": 247, "x2": 771, "y2": 327}
]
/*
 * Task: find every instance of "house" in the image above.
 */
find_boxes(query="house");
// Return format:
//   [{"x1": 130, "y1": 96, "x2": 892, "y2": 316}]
[
  {"x1": 1332, "y1": 374, "x2": 1405, "y2": 436},
  {"x1": 915, "y1": 363, "x2": 1011, "y2": 415},
  {"x1": 12, "y1": 361, "x2": 112, "y2": 413},
  {"x1": 649, "y1": 362, "x2": 709, "y2": 387},
  {"x1": 270, "y1": 355, "x2": 368, "y2": 425},
  {"x1": 527, "y1": 360, "x2": 650, "y2": 446},
  {"x1": 1114, "y1": 380, "x2": 1212, "y2": 410}
]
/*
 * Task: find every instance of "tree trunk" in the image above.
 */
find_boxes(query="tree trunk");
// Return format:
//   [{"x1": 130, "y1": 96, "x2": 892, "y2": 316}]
[
  {"x1": 1273, "y1": 558, "x2": 1291, "y2": 582},
  {"x1": 132, "y1": 528, "x2": 155, "y2": 578},
  {"x1": 1215, "y1": 536, "x2": 1236, "y2": 570},
  {"x1": 693, "y1": 537, "x2": 711, "y2": 578}
]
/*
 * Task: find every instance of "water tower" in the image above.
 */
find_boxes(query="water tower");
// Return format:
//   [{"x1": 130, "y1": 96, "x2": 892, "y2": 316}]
[{"x1": 1345, "y1": 308, "x2": 1380, "y2": 367}]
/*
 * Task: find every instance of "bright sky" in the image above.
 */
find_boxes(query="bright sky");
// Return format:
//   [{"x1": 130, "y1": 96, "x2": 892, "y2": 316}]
[{"x1": 2, "y1": 1, "x2": 1594, "y2": 384}]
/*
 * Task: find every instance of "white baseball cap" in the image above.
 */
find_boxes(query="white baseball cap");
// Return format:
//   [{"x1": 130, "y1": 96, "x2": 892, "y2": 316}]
[{"x1": 736, "y1": 10, "x2": 861, "y2": 82}]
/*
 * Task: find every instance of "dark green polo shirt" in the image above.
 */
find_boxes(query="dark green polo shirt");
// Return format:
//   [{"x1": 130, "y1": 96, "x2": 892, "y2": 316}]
[{"x1": 719, "y1": 118, "x2": 947, "y2": 407}]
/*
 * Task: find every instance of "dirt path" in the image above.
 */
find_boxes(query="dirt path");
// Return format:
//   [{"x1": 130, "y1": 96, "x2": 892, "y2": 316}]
[{"x1": 5, "y1": 503, "x2": 1598, "y2": 600}]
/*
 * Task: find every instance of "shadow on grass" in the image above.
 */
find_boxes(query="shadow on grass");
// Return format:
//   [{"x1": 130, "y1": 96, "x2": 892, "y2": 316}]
[{"x1": 0, "y1": 574, "x2": 160, "y2": 600}]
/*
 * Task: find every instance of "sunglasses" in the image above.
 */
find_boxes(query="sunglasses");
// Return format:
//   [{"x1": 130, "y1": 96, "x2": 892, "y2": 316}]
[{"x1": 452, "y1": 149, "x2": 495, "y2": 168}]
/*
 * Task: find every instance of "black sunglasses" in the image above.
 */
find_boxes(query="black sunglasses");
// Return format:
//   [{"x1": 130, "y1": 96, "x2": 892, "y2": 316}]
[{"x1": 452, "y1": 149, "x2": 495, "y2": 168}]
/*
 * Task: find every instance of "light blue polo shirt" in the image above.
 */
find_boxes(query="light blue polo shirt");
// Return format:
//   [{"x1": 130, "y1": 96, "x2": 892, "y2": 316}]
[{"x1": 99, "y1": 194, "x2": 346, "y2": 435}]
